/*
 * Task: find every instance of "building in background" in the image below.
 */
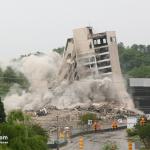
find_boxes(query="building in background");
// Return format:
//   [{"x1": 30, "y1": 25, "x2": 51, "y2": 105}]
[
  {"x1": 59, "y1": 27, "x2": 131, "y2": 104},
  {"x1": 129, "y1": 78, "x2": 150, "y2": 113}
]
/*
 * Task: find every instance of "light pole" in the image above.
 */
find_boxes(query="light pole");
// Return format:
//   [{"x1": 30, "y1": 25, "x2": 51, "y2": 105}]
[{"x1": 56, "y1": 115, "x2": 59, "y2": 150}]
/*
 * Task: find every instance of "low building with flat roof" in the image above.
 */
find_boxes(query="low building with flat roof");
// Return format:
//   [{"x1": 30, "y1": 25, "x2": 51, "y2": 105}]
[{"x1": 129, "y1": 78, "x2": 150, "y2": 113}]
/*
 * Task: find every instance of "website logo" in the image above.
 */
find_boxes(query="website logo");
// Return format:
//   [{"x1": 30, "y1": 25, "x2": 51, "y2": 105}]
[{"x1": 0, "y1": 136, "x2": 8, "y2": 144}]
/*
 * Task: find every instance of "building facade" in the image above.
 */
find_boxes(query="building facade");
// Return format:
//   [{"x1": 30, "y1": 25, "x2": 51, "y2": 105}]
[
  {"x1": 129, "y1": 78, "x2": 150, "y2": 113},
  {"x1": 59, "y1": 27, "x2": 132, "y2": 106}
]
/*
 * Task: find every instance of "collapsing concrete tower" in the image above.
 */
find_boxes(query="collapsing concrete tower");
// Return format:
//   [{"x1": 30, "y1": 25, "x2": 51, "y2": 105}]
[{"x1": 59, "y1": 27, "x2": 133, "y2": 107}]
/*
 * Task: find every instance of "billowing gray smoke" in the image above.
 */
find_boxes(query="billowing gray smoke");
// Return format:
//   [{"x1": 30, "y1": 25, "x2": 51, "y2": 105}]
[{"x1": 4, "y1": 51, "x2": 134, "y2": 112}]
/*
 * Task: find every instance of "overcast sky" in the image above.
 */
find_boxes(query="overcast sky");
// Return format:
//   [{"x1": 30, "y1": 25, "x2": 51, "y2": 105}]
[{"x1": 0, "y1": 0, "x2": 150, "y2": 62}]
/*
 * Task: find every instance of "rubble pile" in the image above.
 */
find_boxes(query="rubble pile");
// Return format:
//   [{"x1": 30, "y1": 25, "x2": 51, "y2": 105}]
[
  {"x1": 31, "y1": 102, "x2": 139, "y2": 132},
  {"x1": 73, "y1": 102, "x2": 138, "y2": 119}
]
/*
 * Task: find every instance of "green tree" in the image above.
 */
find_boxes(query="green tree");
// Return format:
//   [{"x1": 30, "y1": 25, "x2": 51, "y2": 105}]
[
  {"x1": 7, "y1": 110, "x2": 28, "y2": 124},
  {"x1": 147, "y1": 45, "x2": 150, "y2": 53},
  {"x1": 16, "y1": 72, "x2": 30, "y2": 89},
  {"x1": 135, "y1": 121, "x2": 150, "y2": 149},
  {"x1": 3, "y1": 67, "x2": 17, "y2": 84},
  {"x1": 128, "y1": 66, "x2": 150, "y2": 78},
  {"x1": 53, "y1": 47, "x2": 64, "y2": 55},
  {"x1": 118, "y1": 43, "x2": 150, "y2": 77},
  {"x1": 0, "y1": 67, "x2": 29, "y2": 97},
  {"x1": 102, "y1": 142, "x2": 118, "y2": 150},
  {"x1": 79, "y1": 113, "x2": 97, "y2": 125},
  {"x1": 0, "y1": 97, "x2": 6, "y2": 123},
  {"x1": 0, "y1": 67, "x2": 3, "y2": 76},
  {"x1": 0, "y1": 145, "x2": 12, "y2": 150},
  {"x1": 0, "y1": 110, "x2": 48, "y2": 150},
  {"x1": 126, "y1": 128, "x2": 137, "y2": 137},
  {"x1": 131, "y1": 44, "x2": 139, "y2": 50},
  {"x1": 3, "y1": 67, "x2": 29, "y2": 89}
]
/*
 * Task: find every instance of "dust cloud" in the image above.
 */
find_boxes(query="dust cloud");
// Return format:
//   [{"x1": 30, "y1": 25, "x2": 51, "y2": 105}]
[{"x1": 4, "y1": 51, "x2": 134, "y2": 112}]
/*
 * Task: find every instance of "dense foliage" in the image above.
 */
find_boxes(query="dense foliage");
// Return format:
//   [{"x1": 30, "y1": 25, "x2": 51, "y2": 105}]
[
  {"x1": 0, "y1": 110, "x2": 48, "y2": 150},
  {"x1": 118, "y1": 43, "x2": 150, "y2": 77},
  {"x1": 126, "y1": 128, "x2": 137, "y2": 137},
  {"x1": 53, "y1": 47, "x2": 64, "y2": 55},
  {"x1": 0, "y1": 97, "x2": 6, "y2": 123},
  {"x1": 135, "y1": 121, "x2": 150, "y2": 149},
  {"x1": 0, "y1": 66, "x2": 29, "y2": 97},
  {"x1": 126, "y1": 117, "x2": 150, "y2": 149},
  {"x1": 102, "y1": 142, "x2": 118, "y2": 150},
  {"x1": 79, "y1": 113, "x2": 97, "y2": 125}
]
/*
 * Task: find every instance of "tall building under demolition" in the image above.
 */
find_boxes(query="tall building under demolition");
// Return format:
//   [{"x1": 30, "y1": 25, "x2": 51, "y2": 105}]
[{"x1": 59, "y1": 27, "x2": 131, "y2": 104}]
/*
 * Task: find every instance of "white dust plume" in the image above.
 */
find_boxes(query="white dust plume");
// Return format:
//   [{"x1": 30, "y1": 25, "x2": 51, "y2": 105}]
[{"x1": 4, "y1": 51, "x2": 134, "y2": 112}]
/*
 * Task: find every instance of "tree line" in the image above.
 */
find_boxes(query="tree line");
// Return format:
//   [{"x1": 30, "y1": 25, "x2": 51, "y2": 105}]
[
  {"x1": 0, "y1": 67, "x2": 29, "y2": 97},
  {"x1": 118, "y1": 43, "x2": 150, "y2": 78}
]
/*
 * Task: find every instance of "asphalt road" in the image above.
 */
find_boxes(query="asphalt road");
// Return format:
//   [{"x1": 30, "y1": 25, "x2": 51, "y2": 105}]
[{"x1": 60, "y1": 130, "x2": 128, "y2": 150}]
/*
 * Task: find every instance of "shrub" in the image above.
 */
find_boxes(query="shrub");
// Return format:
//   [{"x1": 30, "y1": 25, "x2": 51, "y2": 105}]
[
  {"x1": 102, "y1": 142, "x2": 118, "y2": 150},
  {"x1": 79, "y1": 113, "x2": 97, "y2": 125},
  {"x1": 0, "y1": 110, "x2": 48, "y2": 150},
  {"x1": 126, "y1": 128, "x2": 137, "y2": 137},
  {"x1": 135, "y1": 123, "x2": 150, "y2": 149}
]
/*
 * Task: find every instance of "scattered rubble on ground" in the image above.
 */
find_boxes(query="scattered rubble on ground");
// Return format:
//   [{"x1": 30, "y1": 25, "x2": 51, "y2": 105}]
[{"x1": 29, "y1": 102, "x2": 141, "y2": 132}]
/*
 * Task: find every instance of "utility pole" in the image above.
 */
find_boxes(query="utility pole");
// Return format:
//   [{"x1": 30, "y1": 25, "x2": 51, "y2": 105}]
[{"x1": 56, "y1": 115, "x2": 59, "y2": 150}]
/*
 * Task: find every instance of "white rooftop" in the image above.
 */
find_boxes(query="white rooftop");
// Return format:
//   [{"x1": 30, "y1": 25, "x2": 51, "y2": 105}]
[{"x1": 129, "y1": 78, "x2": 150, "y2": 87}]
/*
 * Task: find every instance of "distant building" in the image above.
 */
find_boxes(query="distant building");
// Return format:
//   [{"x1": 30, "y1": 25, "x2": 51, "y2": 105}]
[
  {"x1": 59, "y1": 27, "x2": 132, "y2": 105},
  {"x1": 129, "y1": 78, "x2": 150, "y2": 113}
]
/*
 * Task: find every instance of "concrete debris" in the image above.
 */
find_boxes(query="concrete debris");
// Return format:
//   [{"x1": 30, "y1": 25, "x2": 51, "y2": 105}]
[
  {"x1": 36, "y1": 108, "x2": 48, "y2": 116},
  {"x1": 31, "y1": 102, "x2": 139, "y2": 132}
]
